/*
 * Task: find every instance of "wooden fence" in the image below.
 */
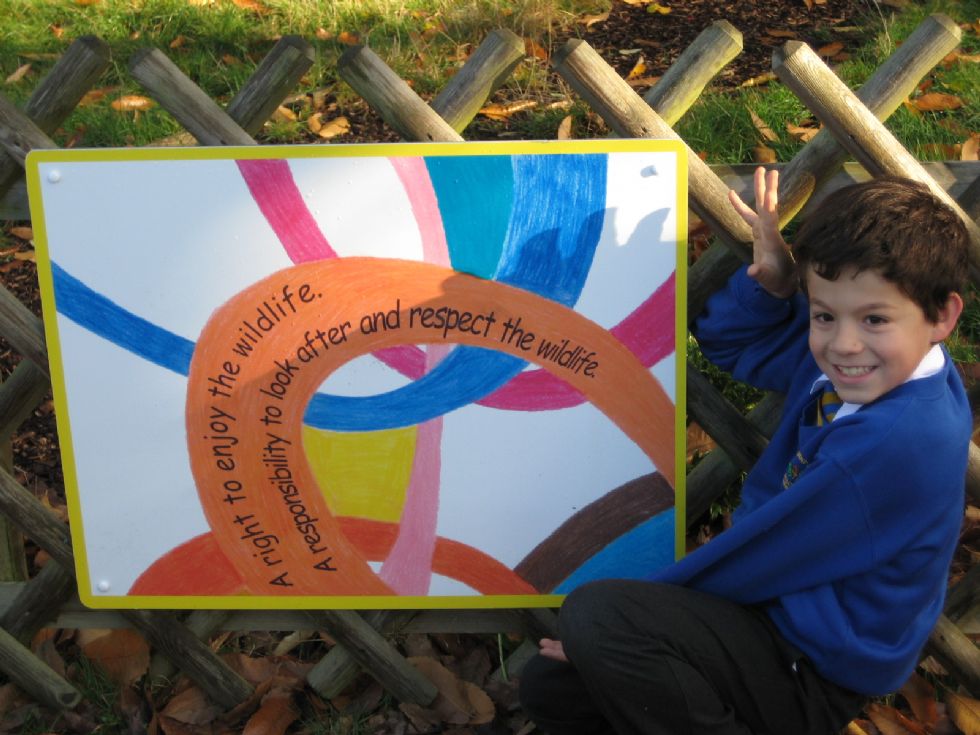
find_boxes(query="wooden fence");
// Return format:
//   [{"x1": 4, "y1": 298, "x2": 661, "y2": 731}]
[{"x1": 0, "y1": 13, "x2": 979, "y2": 717}]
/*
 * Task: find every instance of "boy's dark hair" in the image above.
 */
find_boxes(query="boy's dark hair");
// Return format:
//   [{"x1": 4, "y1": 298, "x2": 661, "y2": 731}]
[{"x1": 792, "y1": 176, "x2": 970, "y2": 321}]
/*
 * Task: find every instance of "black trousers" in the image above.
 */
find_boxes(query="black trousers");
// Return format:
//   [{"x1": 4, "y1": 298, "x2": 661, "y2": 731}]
[{"x1": 519, "y1": 580, "x2": 866, "y2": 735}]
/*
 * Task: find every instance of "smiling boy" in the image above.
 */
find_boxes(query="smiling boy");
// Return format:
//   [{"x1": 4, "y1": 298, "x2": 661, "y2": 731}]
[{"x1": 519, "y1": 170, "x2": 972, "y2": 734}]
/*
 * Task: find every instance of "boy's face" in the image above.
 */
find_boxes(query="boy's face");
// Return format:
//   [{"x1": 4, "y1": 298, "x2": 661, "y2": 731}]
[{"x1": 805, "y1": 267, "x2": 961, "y2": 405}]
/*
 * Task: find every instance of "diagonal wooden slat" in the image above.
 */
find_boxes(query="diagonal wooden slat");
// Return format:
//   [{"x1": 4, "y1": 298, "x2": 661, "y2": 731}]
[
  {"x1": 226, "y1": 36, "x2": 315, "y2": 137},
  {"x1": 429, "y1": 29, "x2": 525, "y2": 133},
  {"x1": 338, "y1": 45, "x2": 463, "y2": 142},
  {"x1": 686, "y1": 393, "x2": 785, "y2": 526},
  {"x1": 0, "y1": 558, "x2": 74, "y2": 643},
  {"x1": 0, "y1": 36, "x2": 110, "y2": 197},
  {"x1": 643, "y1": 20, "x2": 742, "y2": 128},
  {"x1": 0, "y1": 623, "x2": 80, "y2": 709},
  {"x1": 309, "y1": 610, "x2": 438, "y2": 705},
  {"x1": 129, "y1": 48, "x2": 255, "y2": 146},
  {"x1": 686, "y1": 364, "x2": 768, "y2": 473}
]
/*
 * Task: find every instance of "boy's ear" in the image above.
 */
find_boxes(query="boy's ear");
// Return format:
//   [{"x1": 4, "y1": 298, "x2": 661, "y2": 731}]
[{"x1": 930, "y1": 292, "x2": 964, "y2": 342}]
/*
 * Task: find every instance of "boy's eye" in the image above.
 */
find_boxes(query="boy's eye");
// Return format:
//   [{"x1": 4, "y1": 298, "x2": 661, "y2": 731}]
[
  {"x1": 866, "y1": 315, "x2": 888, "y2": 326},
  {"x1": 811, "y1": 312, "x2": 833, "y2": 323}
]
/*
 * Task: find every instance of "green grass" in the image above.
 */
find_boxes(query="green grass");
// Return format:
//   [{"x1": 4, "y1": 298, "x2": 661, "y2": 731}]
[{"x1": 0, "y1": 0, "x2": 976, "y2": 152}]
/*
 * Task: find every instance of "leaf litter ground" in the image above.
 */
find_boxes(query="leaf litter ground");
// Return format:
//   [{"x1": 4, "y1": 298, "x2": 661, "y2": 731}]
[{"x1": 1, "y1": 0, "x2": 978, "y2": 733}]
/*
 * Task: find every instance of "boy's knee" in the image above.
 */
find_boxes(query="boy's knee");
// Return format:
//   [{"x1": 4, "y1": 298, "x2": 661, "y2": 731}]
[{"x1": 560, "y1": 579, "x2": 637, "y2": 664}]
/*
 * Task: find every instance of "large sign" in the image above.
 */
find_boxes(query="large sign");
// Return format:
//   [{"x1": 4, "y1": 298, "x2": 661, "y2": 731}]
[{"x1": 26, "y1": 140, "x2": 687, "y2": 609}]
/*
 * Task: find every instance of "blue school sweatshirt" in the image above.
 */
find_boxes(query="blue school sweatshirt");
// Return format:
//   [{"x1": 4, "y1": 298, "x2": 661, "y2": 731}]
[{"x1": 655, "y1": 268, "x2": 970, "y2": 695}]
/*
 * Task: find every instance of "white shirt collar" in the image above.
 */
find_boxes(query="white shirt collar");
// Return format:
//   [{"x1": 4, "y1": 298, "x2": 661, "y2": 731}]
[{"x1": 809, "y1": 343, "x2": 945, "y2": 420}]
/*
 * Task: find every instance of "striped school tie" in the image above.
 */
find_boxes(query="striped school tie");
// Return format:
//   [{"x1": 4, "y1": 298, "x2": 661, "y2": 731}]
[{"x1": 815, "y1": 386, "x2": 842, "y2": 426}]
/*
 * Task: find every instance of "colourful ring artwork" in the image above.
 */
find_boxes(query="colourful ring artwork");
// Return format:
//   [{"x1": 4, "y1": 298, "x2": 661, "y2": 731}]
[{"x1": 26, "y1": 140, "x2": 687, "y2": 609}]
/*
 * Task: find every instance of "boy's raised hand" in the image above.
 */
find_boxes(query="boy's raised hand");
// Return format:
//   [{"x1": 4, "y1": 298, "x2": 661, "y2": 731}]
[{"x1": 728, "y1": 166, "x2": 797, "y2": 299}]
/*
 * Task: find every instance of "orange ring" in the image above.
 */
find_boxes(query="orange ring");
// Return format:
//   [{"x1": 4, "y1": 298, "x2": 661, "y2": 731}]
[{"x1": 186, "y1": 258, "x2": 674, "y2": 595}]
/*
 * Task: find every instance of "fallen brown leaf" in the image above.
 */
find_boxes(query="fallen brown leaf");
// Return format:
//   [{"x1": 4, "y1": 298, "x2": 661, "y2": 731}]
[
  {"x1": 766, "y1": 29, "x2": 798, "y2": 39},
  {"x1": 50, "y1": 24, "x2": 64, "y2": 39},
  {"x1": 557, "y1": 115, "x2": 573, "y2": 140},
  {"x1": 8, "y1": 226, "x2": 32, "y2": 240},
  {"x1": 817, "y1": 41, "x2": 845, "y2": 58},
  {"x1": 461, "y1": 681, "x2": 495, "y2": 725},
  {"x1": 525, "y1": 38, "x2": 549, "y2": 62},
  {"x1": 786, "y1": 121, "x2": 821, "y2": 142},
  {"x1": 739, "y1": 71, "x2": 776, "y2": 88},
  {"x1": 626, "y1": 57, "x2": 647, "y2": 79},
  {"x1": 912, "y1": 92, "x2": 964, "y2": 112},
  {"x1": 317, "y1": 116, "x2": 350, "y2": 139},
  {"x1": 241, "y1": 688, "x2": 298, "y2": 735},
  {"x1": 752, "y1": 145, "x2": 777, "y2": 164},
  {"x1": 867, "y1": 703, "x2": 916, "y2": 735},
  {"x1": 626, "y1": 75, "x2": 661, "y2": 88},
  {"x1": 478, "y1": 100, "x2": 538, "y2": 121},
  {"x1": 230, "y1": 0, "x2": 268, "y2": 12},
  {"x1": 898, "y1": 673, "x2": 938, "y2": 729},
  {"x1": 4, "y1": 63, "x2": 31, "y2": 84},
  {"x1": 77, "y1": 629, "x2": 150, "y2": 688},
  {"x1": 580, "y1": 11, "x2": 610, "y2": 28},
  {"x1": 337, "y1": 31, "x2": 360, "y2": 45},
  {"x1": 962, "y1": 136, "x2": 979, "y2": 161},
  {"x1": 953, "y1": 52, "x2": 980, "y2": 63},
  {"x1": 14, "y1": 251, "x2": 36, "y2": 263},
  {"x1": 621, "y1": 0, "x2": 652, "y2": 5},
  {"x1": 307, "y1": 112, "x2": 324, "y2": 134},
  {"x1": 315, "y1": 27, "x2": 332, "y2": 40},
  {"x1": 920, "y1": 143, "x2": 961, "y2": 158},
  {"x1": 945, "y1": 691, "x2": 980, "y2": 735},
  {"x1": 111, "y1": 95, "x2": 155, "y2": 112},
  {"x1": 646, "y1": 2, "x2": 671, "y2": 13},
  {"x1": 409, "y1": 656, "x2": 474, "y2": 724},
  {"x1": 169, "y1": 35, "x2": 187, "y2": 49},
  {"x1": 748, "y1": 108, "x2": 778, "y2": 142},
  {"x1": 161, "y1": 686, "x2": 222, "y2": 726},
  {"x1": 78, "y1": 87, "x2": 117, "y2": 106},
  {"x1": 221, "y1": 54, "x2": 241, "y2": 66}
]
